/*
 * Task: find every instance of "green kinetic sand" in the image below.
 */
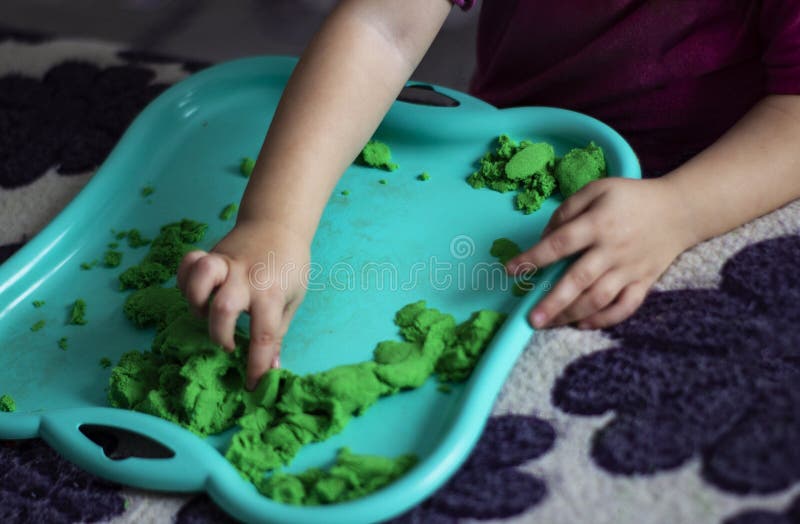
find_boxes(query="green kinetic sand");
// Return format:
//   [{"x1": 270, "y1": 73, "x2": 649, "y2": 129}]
[
  {"x1": 490, "y1": 238, "x2": 521, "y2": 266},
  {"x1": 30, "y1": 320, "x2": 46, "y2": 332},
  {"x1": 32, "y1": 300, "x2": 45, "y2": 308},
  {"x1": 118, "y1": 229, "x2": 151, "y2": 248},
  {"x1": 262, "y1": 448, "x2": 417, "y2": 505},
  {"x1": 109, "y1": 282, "x2": 505, "y2": 504},
  {"x1": 118, "y1": 219, "x2": 207, "y2": 290},
  {"x1": 122, "y1": 286, "x2": 187, "y2": 330},
  {"x1": 417, "y1": 172, "x2": 430, "y2": 181},
  {"x1": 70, "y1": 299, "x2": 87, "y2": 325},
  {"x1": 141, "y1": 186, "x2": 155, "y2": 197},
  {"x1": 490, "y1": 238, "x2": 531, "y2": 297},
  {"x1": 220, "y1": 203, "x2": 238, "y2": 221},
  {"x1": 100, "y1": 357, "x2": 113, "y2": 369},
  {"x1": 80, "y1": 260, "x2": 97, "y2": 270},
  {"x1": 554, "y1": 141, "x2": 607, "y2": 198},
  {"x1": 0, "y1": 394, "x2": 15, "y2": 412},
  {"x1": 511, "y1": 282, "x2": 530, "y2": 297},
  {"x1": 468, "y1": 135, "x2": 606, "y2": 213},
  {"x1": 240, "y1": 157, "x2": 256, "y2": 177},
  {"x1": 358, "y1": 140, "x2": 398, "y2": 171},
  {"x1": 504, "y1": 142, "x2": 554, "y2": 180},
  {"x1": 104, "y1": 250, "x2": 123, "y2": 268},
  {"x1": 58, "y1": 337, "x2": 68, "y2": 351}
]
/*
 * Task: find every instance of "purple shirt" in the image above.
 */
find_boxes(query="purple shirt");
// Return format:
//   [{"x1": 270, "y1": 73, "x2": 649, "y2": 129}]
[{"x1": 453, "y1": 1, "x2": 800, "y2": 175}]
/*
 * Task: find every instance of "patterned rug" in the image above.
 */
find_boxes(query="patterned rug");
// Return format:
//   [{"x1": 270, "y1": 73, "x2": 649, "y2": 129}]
[{"x1": 1, "y1": 28, "x2": 799, "y2": 524}]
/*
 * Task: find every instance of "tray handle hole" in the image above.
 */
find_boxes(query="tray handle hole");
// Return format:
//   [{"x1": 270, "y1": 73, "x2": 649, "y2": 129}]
[
  {"x1": 79, "y1": 424, "x2": 175, "y2": 460},
  {"x1": 397, "y1": 84, "x2": 460, "y2": 107}
]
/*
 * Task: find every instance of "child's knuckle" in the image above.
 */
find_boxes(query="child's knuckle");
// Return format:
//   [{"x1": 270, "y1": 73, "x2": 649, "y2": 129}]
[{"x1": 591, "y1": 287, "x2": 614, "y2": 309}]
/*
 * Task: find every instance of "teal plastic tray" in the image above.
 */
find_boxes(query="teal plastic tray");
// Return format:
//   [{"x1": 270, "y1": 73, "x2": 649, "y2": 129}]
[{"x1": 0, "y1": 56, "x2": 640, "y2": 523}]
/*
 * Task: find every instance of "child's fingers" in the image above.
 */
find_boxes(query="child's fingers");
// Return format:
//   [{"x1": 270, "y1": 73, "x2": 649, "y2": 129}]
[
  {"x1": 541, "y1": 184, "x2": 601, "y2": 236},
  {"x1": 177, "y1": 250, "x2": 207, "y2": 295},
  {"x1": 508, "y1": 218, "x2": 595, "y2": 276},
  {"x1": 577, "y1": 282, "x2": 649, "y2": 329},
  {"x1": 528, "y1": 251, "x2": 610, "y2": 328},
  {"x1": 551, "y1": 270, "x2": 626, "y2": 326},
  {"x1": 184, "y1": 254, "x2": 229, "y2": 317},
  {"x1": 246, "y1": 296, "x2": 285, "y2": 391},
  {"x1": 208, "y1": 274, "x2": 249, "y2": 351}
]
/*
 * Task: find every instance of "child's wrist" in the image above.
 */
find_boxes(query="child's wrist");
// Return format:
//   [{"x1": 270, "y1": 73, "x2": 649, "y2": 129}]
[
  {"x1": 652, "y1": 175, "x2": 705, "y2": 251},
  {"x1": 234, "y1": 211, "x2": 316, "y2": 247}
]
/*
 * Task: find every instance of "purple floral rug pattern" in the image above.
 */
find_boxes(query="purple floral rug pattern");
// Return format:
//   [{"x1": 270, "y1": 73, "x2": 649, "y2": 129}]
[
  {"x1": 724, "y1": 494, "x2": 800, "y2": 524},
  {"x1": 553, "y1": 235, "x2": 800, "y2": 495},
  {"x1": 0, "y1": 60, "x2": 169, "y2": 189},
  {"x1": 0, "y1": 440, "x2": 125, "y2": 524},
  {"x1": 387, "y1": 414, "x2": 555, "y2": 523}
]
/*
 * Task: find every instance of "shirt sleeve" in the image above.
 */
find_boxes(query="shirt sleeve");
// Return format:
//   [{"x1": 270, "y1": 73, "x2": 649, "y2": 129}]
[
  {"x1": 451, "y1": 0, "x2": 475, "y2": 11},
  {"x1": 761, "y1": 0, "x2": 800, "y2": 93}
]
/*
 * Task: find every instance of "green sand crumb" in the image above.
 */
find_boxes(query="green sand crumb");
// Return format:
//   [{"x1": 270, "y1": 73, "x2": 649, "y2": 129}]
[
  {"x1": 118, "y1": 219, "x2": 207, "y2": 290},
  {"x1": 505, "y1": 142, "x2": 554, "y2": 180},
  {"x1": 378, "y1": 179, "x2": 388, "y2": 185},
  {"x1": 490, "y1": 238, "x2": 521, "y2": 266},
  {"x1": 263, "y1": 448, "x2": 417, "y2": 505},
  {"x1": 418, "y1": 172, "x2": 430, "y2": 181},
  {"x1": 340, "y1": 190, "x2": 350, "y2": 196},
  {"x1": 104, "y1": 250, "x2": 123, "y2": 268},
  {"x1": 512, "y1": 281, "x2": 530, "y2": 297},
  {"x1": 58, "y1": 337, "x2": 68, "y2": 351},
  {"x1": 127, "y1": 229, "x2": 151, "y2": 248},
  {"x1": 358, "y1": 140, "x2": 398, "y2": 171},
  {"x1": 110, "y1": 285, "x2": 504, "y2": 503},
  {"x1": 30, "y1": 320, "x2": 46, "y2": 332},
  {"x1": 0, "y1": 394, "x2": 15, "y2": 412},
  {"x1": 123, "y1": 286, "x2": 187, "y2": 330},
  {"x1": 80, "y1": 260, "x2": 98, "y2": 270},
  {"x1": 437, "y1": 384, "x2": 452, "y2": 394},
  {"x1": 115, "y1": 230, "x2": 127, "y2": 240},
  {"x1": 32, "y1": 300, "x2": 45, "y2": 308},
  {"x1": 141, "y1": 186, "x2": 155, "y2": 197},
  {"x1": 467, "y1": 135, "x2": 556, "y2": 214},
  {"x1": 240, "y1": 157, "x2": 256, "y2": 177},
  {"x1": 490, "y1": 238, "x2": 532, "y2": 297},
  {"x1": 100, "y1": 357, "x2": 112, "y2": 369},
  {"x1": 108, "y1": 242, "x2": 119, "y2": 249},
  {"x1": 554, "y1": 142, "x2": 606, "y2": 198},
  {"x1": 70, "y1": 299, "x2": 87, "y2": 325},
  {"x1": 219, "y1": 203, "x2": 238, "y2": 221},
  {"x1": 468, "y1": 135, "x2": 606, "y2": 213}
]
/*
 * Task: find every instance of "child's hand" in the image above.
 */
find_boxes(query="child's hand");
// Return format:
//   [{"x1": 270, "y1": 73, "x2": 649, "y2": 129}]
[
  {"x1": 177, "y1": 219, "x2": 310, "y2": 389},
  {"x1": 507, "y1": 177, "x2": 693, "y2": 330}
]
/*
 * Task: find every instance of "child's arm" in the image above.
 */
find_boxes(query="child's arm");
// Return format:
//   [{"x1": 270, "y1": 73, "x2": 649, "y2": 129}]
[
  {"x1": 177, "y1": 0, "x2": 452, "y2": 389},
  {"x1": 507, "y1": 94, "x2": 800, "y2": 330}
]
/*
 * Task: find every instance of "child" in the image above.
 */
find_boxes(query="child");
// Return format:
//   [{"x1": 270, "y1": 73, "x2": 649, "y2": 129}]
[{"x1": 176, "y1": 0, "x2": 800, "y2": 389}]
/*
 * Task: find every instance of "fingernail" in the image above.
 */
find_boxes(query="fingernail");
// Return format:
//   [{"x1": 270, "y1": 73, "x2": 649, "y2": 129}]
[
  {"x1": 246, "y1": 378, "x2": 256, "y2": 391},
  {"x1": 271, "y1": 355, "x2": 281, "y2": 369},
  {"x1": 532, "y1": 311, "x2": 547, "y2": 328},
  {"x1": 577, "y1": 321, "x2": 589, "y2": 330}
]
